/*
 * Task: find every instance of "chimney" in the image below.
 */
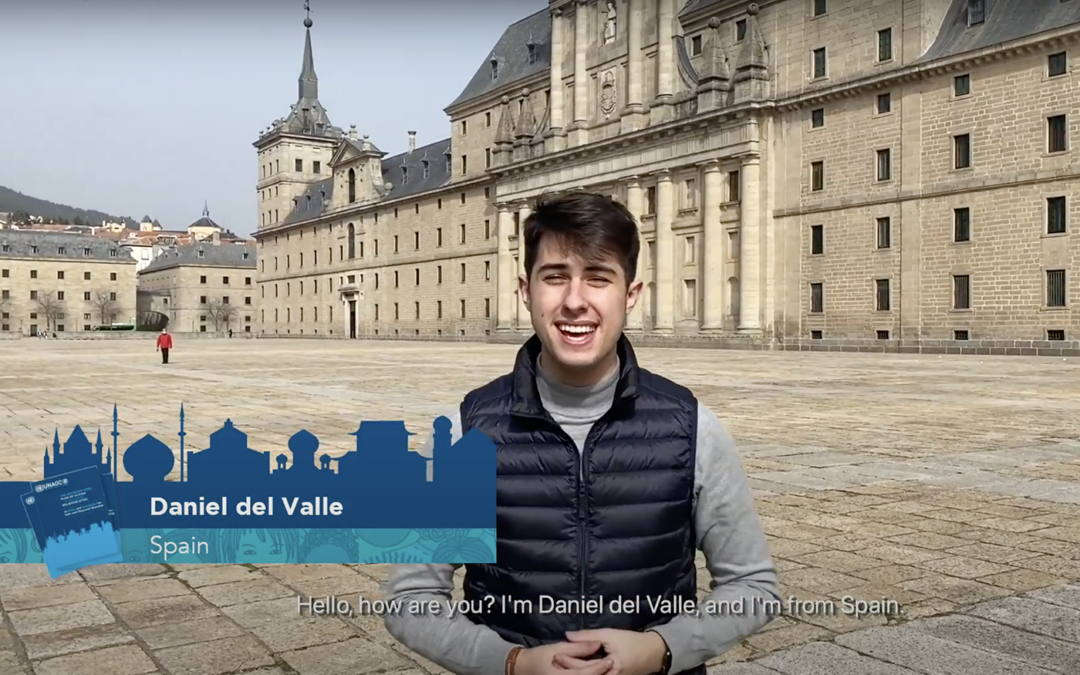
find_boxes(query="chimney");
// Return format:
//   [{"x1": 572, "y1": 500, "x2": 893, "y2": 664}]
[
  {"x1": 211, "y1": 231, "x2": 220, "y2": 245},
  {"x1": 408, "y1": 131, "x2": 417, "y2": 153},
  {"x1": 349, "y1": 124, "x2": 358, "y2": 141}
]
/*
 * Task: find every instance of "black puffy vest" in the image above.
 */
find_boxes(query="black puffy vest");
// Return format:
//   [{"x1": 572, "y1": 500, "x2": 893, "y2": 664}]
[{"x1": 460, "y1": 335, "x2": 702, "y2": 671}]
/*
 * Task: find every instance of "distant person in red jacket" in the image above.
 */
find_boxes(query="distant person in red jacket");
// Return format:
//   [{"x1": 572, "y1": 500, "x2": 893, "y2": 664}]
[{"x1": 156, "y1": 329, "x2": 173, "y2": 364}]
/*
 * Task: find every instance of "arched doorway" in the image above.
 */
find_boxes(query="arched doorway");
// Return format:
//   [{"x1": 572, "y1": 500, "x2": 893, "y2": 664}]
[{"x1": 137, "y1": 310, "x2": 169, "y2": 332}]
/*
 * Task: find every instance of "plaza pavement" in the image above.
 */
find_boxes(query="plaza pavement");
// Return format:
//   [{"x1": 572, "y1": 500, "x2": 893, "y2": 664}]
[{"x1": 1, "y1": 338, "x2": 1079, "y2": 674}]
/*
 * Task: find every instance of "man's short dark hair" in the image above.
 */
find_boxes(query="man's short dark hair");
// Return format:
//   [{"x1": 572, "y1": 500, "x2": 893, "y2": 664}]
[{"x1": 523, "y1": 192, "x2": 640, "y2": 283}]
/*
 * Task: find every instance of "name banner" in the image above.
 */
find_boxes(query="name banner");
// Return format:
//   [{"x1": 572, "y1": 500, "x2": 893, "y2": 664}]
[{"x1": 0, "y1": 406, "x2": 497, "y2": 577}]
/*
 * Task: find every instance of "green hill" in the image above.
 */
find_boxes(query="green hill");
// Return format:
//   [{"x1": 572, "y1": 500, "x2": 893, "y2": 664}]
[{"x1": 0, "y1": 185, "x2": 135, "y2": 228}]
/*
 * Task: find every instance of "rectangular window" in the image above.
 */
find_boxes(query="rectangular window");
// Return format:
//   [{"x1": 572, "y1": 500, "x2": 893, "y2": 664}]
[
  {"x1": 877, "y1": 28, "x2": 892, "y2": 62},
  {"x1": 876, "y1": 217, "x2": 891, "y2": 249},
  {"x1": 876, "y1": 148, "x2": 891, "y2": 181},
  {"x1": 1048, "y1": 52, "x2": 1068, "y2": 77},
  {"x1": 810, "y1": 283, "x2": 823, "y2": 313},
  {"x1": 953, "y1": 207, "x2": 971, "y2": 242},
  {"x1": 812, "y1": 48, "x2": 827, "y2": 78},
  {"x1": 876, "y1": 278, "x2": 891, "y2": 311},
  {"x1": 811, "y1": 108, "x2": 824, "y2": 128},
  {"x1": 1047, "y1": 196, "x2": 1067, "y2": 234},
  {"x1": 813, "y1": 0, "x2": 826, "y2": 16},
  {"x1": 727, "y1": 171, "x2": 740, "y2": 201},
  {"x1": 810, "y1": 225, "x2": 824, "y2": 254},
  {"x1": 1048, "y1": 115, "x2": 1068, "y2": 153},
  {"x1": 1046, "y1": 269, "x2": 1067, "y2": 307},
  {"x1": 811, "y1": 161, "x2": 824, "y2": 191},
  {"x1": 954, "y1": 74, "x2": 970, "y2": 96},
  {"x1": 876, "y1": 92, "x2": 891, "y2": 114},
  {"x1": 953, "y1": 133, "x2": 971, "y2": 169},
  {"x1": 967, "y1": 0, "x2": 985, "y2": 25},
  {"x1": 953, "y1": 274, "x2": 971, "y2": 310}
]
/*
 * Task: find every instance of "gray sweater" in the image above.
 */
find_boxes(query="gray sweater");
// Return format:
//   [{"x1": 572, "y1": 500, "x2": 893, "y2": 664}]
[{"x1": 383, "y1": 361, "x2": 780, "y2": 675}]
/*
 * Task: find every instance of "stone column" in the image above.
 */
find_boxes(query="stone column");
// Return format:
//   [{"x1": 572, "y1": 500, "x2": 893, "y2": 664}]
[
  {"x1": 654, "y1": 170, "x2": 674, "y2": 331},
  {"x1": 625, "y1": 176, "x2": 645, "y2": 330},
  {"x1": 621, "y1": 0, "x2": 646, "y2": 133},
  {"x1": 738, "y1": 156, "x2": 761, "y2": 333},
  {"x1": 569, "y1": 0, "x2": 590, "y2": 146},
  {"x1": 342, "y1": 295, "x2": 349, "y2": 336},
  {"x1": 516, "y1": 203, "x2": 532, "y2": 329},
  {"x1": 547, "y1": 8, "x2": 566, "y2": 152},
  {"x1": 701, "y1": 161, "x2": 725, "y2": 331},
  {"x1": 652, "y1": 0, "x2": 675, "y2": 122},
  {"x1": 496, "y1": 204, "x2": 515, "y2": 330}
]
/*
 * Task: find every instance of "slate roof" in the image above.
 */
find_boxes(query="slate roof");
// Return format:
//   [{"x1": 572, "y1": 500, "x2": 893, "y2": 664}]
[
  {"x1": 188, "y1": 216, "x2": 222, "y2": 230},
  {"x1": 281, "y1": 136, "x2": 453, "y2": 227},
  {"x1": 140, "y1": 243, "x2": 257, "y2": 274},
  {"x1": 447, "y1": 9, "x2": 551, "y2": 110},
  {"x1": 919, "y1": 0, "x2": 1080, "y2": 62},
  {"x1": 0, "y1": 229, "x2": 134, "y2": 264},
  {"x1": 677, "y1": 0, "x2": 724, "y2": 19}
]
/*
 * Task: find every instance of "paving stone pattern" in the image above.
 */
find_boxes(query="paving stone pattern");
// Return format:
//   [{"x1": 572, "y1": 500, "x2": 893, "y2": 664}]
[{"x1": 1, "y1": 340, "x2": 1078, "y2": 674}]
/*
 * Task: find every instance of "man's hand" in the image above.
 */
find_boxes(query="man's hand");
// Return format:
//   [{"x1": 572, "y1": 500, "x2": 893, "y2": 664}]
[
  {"x1": 555, "y1": 630, "x2": 666, "y2": 675},
  {"x1": 514, "y1": 641, "x2": 610, "y2": 675}
]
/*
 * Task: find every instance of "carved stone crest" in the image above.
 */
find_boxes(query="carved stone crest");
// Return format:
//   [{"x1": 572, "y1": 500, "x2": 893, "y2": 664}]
[{"x1": 600, "y1": 70, "x2": 617, "y2": 116}]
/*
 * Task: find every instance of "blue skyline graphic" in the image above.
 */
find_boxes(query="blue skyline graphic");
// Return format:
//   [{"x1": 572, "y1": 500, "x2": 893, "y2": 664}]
[{"x1": 0, "y1": 405, "x2": 497, "y2": 531}]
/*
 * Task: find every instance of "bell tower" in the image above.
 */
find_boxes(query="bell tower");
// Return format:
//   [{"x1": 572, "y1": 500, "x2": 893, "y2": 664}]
[{"x1": 252, "y1": 1, "x2": 343, "y2": 232}]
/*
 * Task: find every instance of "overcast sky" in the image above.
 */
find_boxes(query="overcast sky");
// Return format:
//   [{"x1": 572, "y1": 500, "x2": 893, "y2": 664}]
[{"x1": 1, "y1": 0, "x2": 542, "y2": 235}]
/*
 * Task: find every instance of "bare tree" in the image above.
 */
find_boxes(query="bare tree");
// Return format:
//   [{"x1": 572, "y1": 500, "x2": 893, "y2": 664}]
[
  {"x1": 33, "y1": 291, "x2": 65, "y2": 331},
  {"x1": 204, "y1": 298, "x2": 237, "y2": 332},
  {"x1": 92, "y1": 289, "x2": 118, "y2": 326}
]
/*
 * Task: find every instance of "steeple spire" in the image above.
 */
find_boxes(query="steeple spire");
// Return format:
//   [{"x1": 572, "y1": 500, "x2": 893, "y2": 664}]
[
  {"x1": 202, "y1": 200, "x2": 209, "y2": 218},
  {"x1": 258, "y1": 0, "x2": 340, "y2": 142},
  {"x1": 298, "y1": 1, "x2": 318, "y2": 102}
]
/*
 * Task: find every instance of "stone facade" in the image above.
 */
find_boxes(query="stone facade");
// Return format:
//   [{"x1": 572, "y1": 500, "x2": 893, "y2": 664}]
[
  {"x1": 254, "y1": 0, "x2": 1080, "y2": 349},
  {"x1": 137, "y1": 243, "x2": 258, "y2": 334},
  {"x1": 0, "y1": 230, "x2": 137, "y2": 335}
]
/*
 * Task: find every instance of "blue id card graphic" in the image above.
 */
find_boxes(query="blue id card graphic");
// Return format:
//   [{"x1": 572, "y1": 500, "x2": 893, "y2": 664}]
[{"x1": 22, "y1": 466, "x2": 123, "y2": 577}]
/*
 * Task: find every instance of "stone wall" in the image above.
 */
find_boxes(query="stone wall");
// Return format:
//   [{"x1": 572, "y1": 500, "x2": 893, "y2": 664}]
[{"x1": 253, "y1": 330, "x2": 1080, "y2": 356}]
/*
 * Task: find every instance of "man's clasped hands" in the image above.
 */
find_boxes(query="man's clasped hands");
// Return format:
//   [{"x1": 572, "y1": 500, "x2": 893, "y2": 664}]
[{"x1": 512, "y1": 629, "x2": 669, "y2": 675}]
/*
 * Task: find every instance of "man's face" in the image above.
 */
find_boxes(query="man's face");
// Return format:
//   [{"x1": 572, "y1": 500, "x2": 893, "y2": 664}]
[{"x1": 521, "y1": 236, "x2": 641, "y2": 385}]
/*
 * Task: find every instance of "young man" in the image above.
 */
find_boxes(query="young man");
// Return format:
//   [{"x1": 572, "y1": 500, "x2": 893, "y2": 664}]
[
  {"x1": 384, "y1": 193, "x2": 779, "y2": 675},
  {"x1": 156, "y1": 329, "x2": 173, "y2": 364}
]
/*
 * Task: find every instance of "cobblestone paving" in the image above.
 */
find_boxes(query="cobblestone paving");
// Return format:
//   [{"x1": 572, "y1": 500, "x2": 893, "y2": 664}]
[{"x1": 1, "y1": 339, "x2": 1078, "y2": 674}]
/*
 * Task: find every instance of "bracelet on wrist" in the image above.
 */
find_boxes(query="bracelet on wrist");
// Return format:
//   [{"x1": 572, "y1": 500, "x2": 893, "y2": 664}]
[{"x1": 505, "y1": 646, "x2": 523, "y2": 675}]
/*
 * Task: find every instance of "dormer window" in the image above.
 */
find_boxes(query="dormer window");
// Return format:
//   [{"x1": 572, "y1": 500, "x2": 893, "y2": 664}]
[
  {"x1": 1, "y1": 244, "x2": 8, "y2": 253},
  {"x1": 445, "y1": 155, "x2": 452, "y2": 174},
  {"x1": 243, "y1": 252, "x2": 250, "y2": 260},
  {"x1": 197, "y1": 249, "x2": 205, "y2": 258},
  {"x1": 527, "y1": 43, "x2": 537, "y2": 64},
  {"x1": 110, "y1": 249, "x2": 117, "y2": 257},
  {"x1": 30, "y1": 246, "x2": 37, "y2": 254},
  {"x1": 967, "y1": 0, "x2": 985, "y2": 25},
  {"x1": 422, "y1": 160, "x2": 430, "y2": 179},
  {"x1": 491, "y1": 57, "x2": 499, "y2": 79},
  {"x1": 83, "y1": 247, "x2": 90, "y2": 255},
  {"x1": 401, "y1": 166, "x2": 409, "y2": 184},
  {"x1": 57, "y1": 246, "x2": 65, "y2": 255}
]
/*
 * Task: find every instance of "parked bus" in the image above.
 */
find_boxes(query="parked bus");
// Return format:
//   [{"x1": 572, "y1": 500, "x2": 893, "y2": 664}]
[{"x1": 93, "y1": 323, "x2": 136, "y2": 332}]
